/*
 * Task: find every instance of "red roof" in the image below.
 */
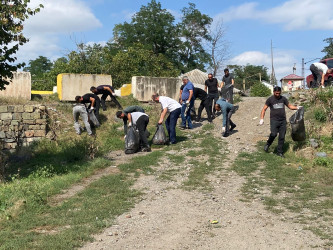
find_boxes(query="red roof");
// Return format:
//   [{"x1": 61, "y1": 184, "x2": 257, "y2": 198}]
[{"x1": 281, "y1": 74, "x2": 304, "y2": 80}]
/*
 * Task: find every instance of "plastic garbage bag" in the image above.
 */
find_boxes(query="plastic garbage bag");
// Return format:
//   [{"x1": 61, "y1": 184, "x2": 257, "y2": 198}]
[
  {"x1": 152, "y1": 124, "x2": 167, "y2": 145},
  {"x1": 221, "y1": 85, "x2": 234, "y2": 104},
  {"x1": 125, "y1": 126, "x2": 140, "y2": 154},
  {"x1": 289, "y1": 107, "x2": 306, "y2": 141},
  {"x1": 88, "y1": 110, "x2": 100, "y2": 127}
]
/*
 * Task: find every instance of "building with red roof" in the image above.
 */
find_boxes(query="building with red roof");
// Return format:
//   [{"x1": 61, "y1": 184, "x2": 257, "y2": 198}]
[{"x1": 280, "y1": 74, "x2": 304, "y2": 91}]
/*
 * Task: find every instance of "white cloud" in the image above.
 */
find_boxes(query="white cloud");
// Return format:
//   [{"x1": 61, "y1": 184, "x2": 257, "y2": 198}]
[
  {"x1": 16, "y1": 0, "x2": 102, "y2": 63},
  {"x1": 228, "y1": 50, "x2": 302, "y2": 81},
  {"x1": 216, "y1": 0, "x2": 333, "y2": 31}
]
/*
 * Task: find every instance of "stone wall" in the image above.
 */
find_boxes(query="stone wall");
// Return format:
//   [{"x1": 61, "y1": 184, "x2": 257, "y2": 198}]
[
  {"x1": 57, "y1": 73, "x2": 112, "y2": 101},
  {"x1": 0, "y1": 72, "x2": 31, "y2": 100},
  {"x1": 0, "y1": 105, "x2": 47, "y2": 150}
]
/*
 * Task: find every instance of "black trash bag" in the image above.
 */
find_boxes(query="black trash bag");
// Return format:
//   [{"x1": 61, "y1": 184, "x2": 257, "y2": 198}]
[
  {"x1": 88, "y1": 110, "x2": 100, "y2": 127},
  {"x1": 152, "y1": 124, "x2": 167, "y2": 145},
  {"x1": 289, "y1": 107, "x2": 306, "y2": 141},
  {"x1": 125, "y1": 126, "x2": 140, "y2": 154},
  {"x1": 221, "y1": 85, "x2": 234, "y2": 104}
]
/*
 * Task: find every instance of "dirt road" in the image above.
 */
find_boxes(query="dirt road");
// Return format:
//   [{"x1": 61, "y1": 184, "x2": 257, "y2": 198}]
[{"x1": 82, "y1": 97, "x2": 327, "y2": 249}]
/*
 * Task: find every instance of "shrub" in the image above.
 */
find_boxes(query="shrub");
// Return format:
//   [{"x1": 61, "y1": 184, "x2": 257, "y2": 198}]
[
  {"x1": 250, "y1": 82, "x2": 271, "y2": 97},
  {"x1": 314, "y1": 108, "x2": 327, "y2": 122}
]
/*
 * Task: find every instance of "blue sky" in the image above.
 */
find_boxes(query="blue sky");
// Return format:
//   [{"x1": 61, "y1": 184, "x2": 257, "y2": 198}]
[{"x1": 18, "y1": 0, "x2": 333, "y2": 81}]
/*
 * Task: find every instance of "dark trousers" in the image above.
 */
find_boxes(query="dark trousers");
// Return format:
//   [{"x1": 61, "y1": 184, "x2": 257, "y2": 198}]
[
  {"x1": 136, "y1": 116, "x2": 149, "y2": 148},
  {"x1": 165, "y1": 107, "x2": 181, "y2": 143},
  {"x1": 197, "y1": 98, "x2": 212, "y2": 122},
  {"x1": 208, "y1": 93, "x2": 219, "y2": 115},
  {"x1": 225, "y1": 109, "x2": 236, "y2": 134},
  {"x1": 267, "y1": 119, "x2": 287, "y2": 154},
  {"x1": 101, "y1": 93, "x2": 122, "y2": 110},
  {"x1": 310, "y1": 64, "x2": 322, "y2": 87}
]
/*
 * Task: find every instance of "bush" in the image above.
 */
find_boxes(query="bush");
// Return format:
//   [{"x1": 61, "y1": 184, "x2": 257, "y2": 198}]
[
  {"x1": 314, "y1": 108, "x2": 327, "y2": 122},
  {"x1": 250, "y1": 82, "x2": 271, "y2": 97}
]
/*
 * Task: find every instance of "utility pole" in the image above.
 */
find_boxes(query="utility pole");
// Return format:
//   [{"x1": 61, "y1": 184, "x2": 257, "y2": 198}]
[
  {"x1": 270, "y1": 40, "x2": 277, "y2": 86},
  {"x1": 302, "y1": 58, "x2": 305, "y2": 89}
]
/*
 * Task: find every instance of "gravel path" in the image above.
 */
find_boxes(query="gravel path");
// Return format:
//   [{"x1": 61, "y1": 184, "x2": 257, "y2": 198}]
[{"x1": 82, "y1": 97, "x2": 327, "y2": 249}]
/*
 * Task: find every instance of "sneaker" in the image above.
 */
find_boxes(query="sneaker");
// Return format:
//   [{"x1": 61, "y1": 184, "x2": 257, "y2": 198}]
[
  {"x1": 321, "y1": 85, "x2": 325, "y2": 89},
  {"x1": 141, "y1": 147, "x2": 151, "y2": 152},
  {"x1": 222, "y1": 133, "x2": 229, "y2": 137},
  {"x1": 276, "y1": 152, "x2": 284, "y2": 158},
  {"x1": 230, "y1": 124, "x2": 236, "y2": 132},
  {"x1": 264, "y1": 144, "x2": 269, "y2": 152}
]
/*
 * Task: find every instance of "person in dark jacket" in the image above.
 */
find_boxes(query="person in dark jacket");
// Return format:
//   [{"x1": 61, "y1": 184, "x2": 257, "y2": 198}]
[
  {"x1": 205, "y1": 73, "x2": 219, "y2": 117},
  {"x1": 193, "y1": 87, "x2": 212, "y2": 122},
  {"x1": 75, "y1": 93, "x2": 101, "y2": 122},
  {"x1": 215, "y1": 98, "x2": 236, "y2": 137},
  {"x1": 90, "y1": 85, "x2": 122, "y2": 110}
]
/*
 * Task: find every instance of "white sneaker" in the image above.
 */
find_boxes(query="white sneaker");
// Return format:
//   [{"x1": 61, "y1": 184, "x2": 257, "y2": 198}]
[{"x1": 321, "y1": 85, "x2": 325, "y2": 89}]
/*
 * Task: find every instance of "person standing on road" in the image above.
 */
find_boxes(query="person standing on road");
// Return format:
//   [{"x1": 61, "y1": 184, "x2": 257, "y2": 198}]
[
  {"x1": 152, "y1": 94, "x2": 181, "y2": 144},
  {"x1": 193, "y1": 87, "x2": 212, "y2": 123},
  {"x1": 259, "y1": 86, "x2": 300, "y2": 157},
  {"x1": 205, "y1": 73, "x2": 219, "y2": 118},
  {"x1": 90, "y1": 85, "x2": 122, "y2": 110},
  {"x1": 180, "y1": 76, "x2": 194, "y2": 129},
  {"x1": 73, "y1": 103, "x2": 93, "y2": 136},
  {"x1": 221, "y1": 68, "x2": 235, "y2": 103},
  {"x1": 309, "y1": 62, "x2": 333, "y2": 88},
  {"x1": 116, "y1": 105, "x2": 145, "y2": 135},
  {"x1": 127, "y1": 112, "x2": 151, "y2": 152},
  {"x1": 75, "y1": 93, "x2": 101, "y2": 121},
  {"x1": 215, "y1": 98, "x2": 236, "y2": 137}
]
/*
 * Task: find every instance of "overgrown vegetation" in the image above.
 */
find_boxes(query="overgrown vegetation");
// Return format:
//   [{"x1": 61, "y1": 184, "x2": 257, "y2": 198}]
[{"x1": 250, "y1": 82, "x2": 271, "y2": 97}]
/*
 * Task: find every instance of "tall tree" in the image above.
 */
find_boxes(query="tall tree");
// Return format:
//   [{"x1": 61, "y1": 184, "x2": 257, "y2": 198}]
[
  {"x1": 178, "y1": 3, "x2": 212, "y2": 72},
  {"x1": 228, "y1": 64, "x2": 269, "y2": 90},
  {"x1": 24, "y1": 56, "x2": 53, "y2": 78},
  {"x1": 0, "y1": 1, "x2": 43, "y2": 90},
  {"x1": 322, "y1": 38, "x2": 333, "y2": 59}
]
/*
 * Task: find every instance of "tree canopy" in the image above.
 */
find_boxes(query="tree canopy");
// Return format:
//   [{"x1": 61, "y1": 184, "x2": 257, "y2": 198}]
[
  {"x1": 0, "y1": 0, "x2": 43, "y2": 90},
  {"x1": 322, "y1": 38, "x2": 333, "y2": 59}
]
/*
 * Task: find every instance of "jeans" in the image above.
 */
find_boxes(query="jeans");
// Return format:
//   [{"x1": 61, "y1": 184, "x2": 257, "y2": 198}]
[
  {"x1": 136, "y1": 115, "x2": 149, "y2": 148},
  {"x1": 225, "y1": 108, "x2": 236, "y2": 134},
  {"x1": 197, "y1": 98, "x2": 212, "y2": 122},
  {"x1": 181, "y1": 99, "x2": 194, "y2": 128},
  {"x1": 101, "y1": 93, "x2": 122, "y2": 110},
  {"x1": 208, "y1": 93, "x2": 219, "y2": 114},
  {"x1": 73, "y1": 104, "x2": 92, "y2": 135},
  {"x1": 267, "y1": 119, "x2": 287, "y2": 154},
  {"x1": 165, "y1": 108, "x2": 181, "y2": 143}
]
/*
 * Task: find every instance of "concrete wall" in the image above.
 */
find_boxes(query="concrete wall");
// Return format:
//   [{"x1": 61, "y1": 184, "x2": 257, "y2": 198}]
[
  {"x1": 57, "y1": 74, "x2": 112, "y2": 101},
  {"x1": 0, "y1": 105, "x2": 47, "y2": 150},
  {"x1": 132, "y1": 76, "x2": 182, "y2": 101},
  {"x1": 0, "y1": 72, "x2": 31, "y2": 100}
]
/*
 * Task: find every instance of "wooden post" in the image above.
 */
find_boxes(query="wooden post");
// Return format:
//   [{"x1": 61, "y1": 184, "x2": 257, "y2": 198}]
[{"x1": 243, "y1": 79, "x2": 245, "y2": 91}]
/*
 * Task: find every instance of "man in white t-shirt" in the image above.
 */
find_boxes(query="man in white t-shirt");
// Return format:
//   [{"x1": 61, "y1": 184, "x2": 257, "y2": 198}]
[
  {"x1": 152, "y1": 93, "x2": 181, "y2": 144},
  {"x1": 310, "y1": 62, "x2": 333, "y2": 88},
  {"x1": 127, "y1": 111, "x2": 151, "y2": 152}
]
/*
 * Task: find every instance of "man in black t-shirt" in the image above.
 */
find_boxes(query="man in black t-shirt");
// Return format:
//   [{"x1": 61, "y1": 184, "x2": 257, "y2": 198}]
[
  {"x1": 75, "y1": 93, "x2": 101, "y2": 121},
  {"x1": 259, "y1": 86, "x2": 300, "y2": 157},
  {"x1": 221, "y1": 68, "x2": 234, "y2": 104},
  {"x1": 90, "y1": 85, "x2": 122, "y2": 110},
  {"x1": 205, "y1": 73, "x2": 219, "y2": 117},
  {"x1": 193, "y1": 87, "x2": 212, "y2": 122}
]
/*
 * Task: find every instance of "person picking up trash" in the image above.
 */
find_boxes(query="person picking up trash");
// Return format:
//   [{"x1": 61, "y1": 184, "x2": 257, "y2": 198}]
[
  {"x1": 75, "y1": 93, "x2": 101, "y2": 122},
  {"x1": 116, "y1": 105, "x2": 145, "y2": 135},
  {"x1": 259, "y1": 86, "x2": 301, "y2": 157},
  {"x1": 90, "y1": 85, "x2": 122, "y2": 110},
  {"x1": 215, "y1": 98, "x2": 236, "y2": 137},
  {"x1": 152, "y1": 93, "x2": 181, "y2": 144},
  {"x1": 72, "y1": 103, "x2": 93, "y2": 136}
]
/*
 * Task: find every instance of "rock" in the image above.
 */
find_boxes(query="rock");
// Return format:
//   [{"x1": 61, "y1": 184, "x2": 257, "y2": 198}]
[
  {"x1": 291, "y1": 92, "x2": 300, "y2": 99},
  {"x1": 316, "y1": 152, "x2": 327, "y2": 158},
  {"x1": 206, "y1": 161, "x2": 211, "y2": 166},
  {"x1": 309, "y1": 138, "x2": 319, "y2": 148},
  {"x1": 296, "y1": 147, "x2": 314, "y2": 160}
]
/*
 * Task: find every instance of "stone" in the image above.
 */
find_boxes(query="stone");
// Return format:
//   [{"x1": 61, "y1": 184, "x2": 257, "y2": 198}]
[
  {"x1": 36, "y1": 119, "x2": 47, "y2": 124},
  {"x1": 316, "y1": 152, "x2": 327, "y2": 158},
  {"x1": 0, "y1": 131, "x2": 5, "y2": 139},
  {"x1": 22, "y1": 113, "x2": 31, "y2": 120},
  {"x1": 40, "y1": 125, "x2": 46, "y2": 130},
  {"x1": 4, "y1": 143, "x2": 17, "y2": 149},
  {"x1": 309, "y1": 139, "x2": 319, "y2": 148},
  {"x1": 39, "y1": 105, "x2": 46, "y2": 111},
  {"x1": 12, "y1": 113, "x2": 22, "y2": 120},
  {"x1": 296, "y1": 147, "x2": 314, "y2": 160},
  {"x1": 24, "y1": 130, "x2": 34, "y2": 138},
  {"x1": 11, "y1": 120, "x2": 19, "y2": 126},
  {"x1": 5, "y1": 138, "x2": 15, "y2": 143},
  {"x1": 2, "y1": 126, "x2": 9, "y2": 132},
  {"x1": 32, "y1": 112, "x2": 41, "y2": 119},
  {"x1": 7, "y1": 106, "x2": 15, "y2": 112},
  {"x1": 0, "y1": 106, "x2": 8, "y2": 113},
  {"x1": 14, "y1": 106, "x2": 24, "y2": 112},
  {"x1": 3, "y1": 120, "x2": 11, "y2": 126},
  {"x1": 24, "y1": 105, "x2": 34, "y2": 112},
  {"x1": 1, "y1": 113, "x2": 12, "y2": 120},
  {"x1": 29, "y1": 125, "x2": 40, "y2": 130},
  {"x1": 23, "y1": 120, "x2": 35, "y2": 124},
  {"x1": 34, "y1": 130, "x2": 46, "y2": 137}
]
